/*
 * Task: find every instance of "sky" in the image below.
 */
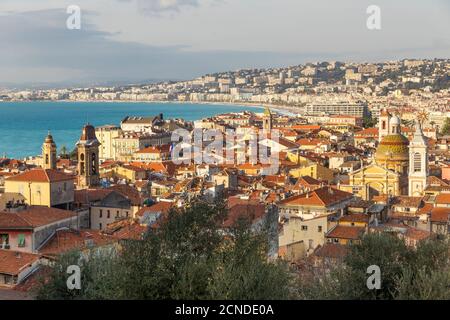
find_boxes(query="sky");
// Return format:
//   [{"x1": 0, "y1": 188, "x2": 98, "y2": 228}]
[{"x1": 0, "y1": 0, "x2": 449, "y2": 87}]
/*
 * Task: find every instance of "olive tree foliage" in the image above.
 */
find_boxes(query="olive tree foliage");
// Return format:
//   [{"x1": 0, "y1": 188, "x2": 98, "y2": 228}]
[
  {"x1": 37, "y1": 200, "x2": 293, "y2": 300},
  {"x1": 296, "y1": 233, "x2": 450, "y2": 300}
]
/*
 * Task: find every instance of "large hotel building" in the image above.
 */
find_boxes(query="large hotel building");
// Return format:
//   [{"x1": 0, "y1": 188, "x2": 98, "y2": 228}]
[{"x1": 304, "y1": 102, "x2": 369, "y2": 117}]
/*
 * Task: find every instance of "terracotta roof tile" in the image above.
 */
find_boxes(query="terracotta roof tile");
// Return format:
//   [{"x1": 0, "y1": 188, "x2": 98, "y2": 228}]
[
  {"x1": 314, "y1": 243, "x2": 349, "y2": 259},
  {"x1": 0, "y1": 206, "x2": 76, "y2": 229},
  {"x1": 223, "y1": 203, "x2": 266, "y2": 228},
  {"x1": 326, "y1": 225, "x2": 365, "y2": 240},
  {"x1": 0, "y1": 250, "x2": 40, "y2": 276},
  {"x1": 430, "y1": 207, "x2": 450, "y2": 223},
  {"x1": 39, "y1": 229, "x2": 115, "y2": 256},
  {"x1": 436, "y1": 193, "x2": 450, "y2": 205},
  {"x1": 6, "y1": 169, "x2": 74, "y2": 183},
  {"x1": 278, "y1": 186, "x2": 353, "y2": 207},
  {"x1": 135, "y1": 202, "x2": 173, "y2": 217}
]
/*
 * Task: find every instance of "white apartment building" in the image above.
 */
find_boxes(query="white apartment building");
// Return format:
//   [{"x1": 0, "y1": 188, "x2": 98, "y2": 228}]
[{"x1": 96, "y1": 125, "x2": 122, "y2": 161}]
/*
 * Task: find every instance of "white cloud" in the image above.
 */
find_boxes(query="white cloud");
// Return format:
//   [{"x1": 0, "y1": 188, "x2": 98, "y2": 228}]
[{"x1": 121, "y1": 0, "x2": 206, "y2": 14}]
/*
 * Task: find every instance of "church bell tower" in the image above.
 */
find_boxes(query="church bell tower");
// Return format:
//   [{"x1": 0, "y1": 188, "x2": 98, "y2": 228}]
[
  {"x1": 263, "y1": 106, "x2": 273, "y2": 131},
  {"x1": 76, "y1": 124, "x2": 100, "y2": 188},
  {"x1": 42, "y1": 131, "x2": 57, "y2": 170},
  {"x1": 408, "y1": 121, "x2": 428, "y2": 196}
]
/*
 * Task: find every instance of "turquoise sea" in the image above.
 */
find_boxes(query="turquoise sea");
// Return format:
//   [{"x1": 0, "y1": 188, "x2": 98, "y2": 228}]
[{"x1": 0, "y1": 101, "x2": 261, "y2": 159}]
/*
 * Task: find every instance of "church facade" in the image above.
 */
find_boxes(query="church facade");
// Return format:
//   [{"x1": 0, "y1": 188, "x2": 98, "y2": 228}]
[{"x1": 347, "y1": 109, "x2": 428, "y2": 200}]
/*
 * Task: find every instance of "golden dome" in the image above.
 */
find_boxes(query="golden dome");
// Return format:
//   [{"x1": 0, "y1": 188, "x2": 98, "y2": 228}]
[{"x1": 375, "y1": 134, "x2": 409, "y2": 162}]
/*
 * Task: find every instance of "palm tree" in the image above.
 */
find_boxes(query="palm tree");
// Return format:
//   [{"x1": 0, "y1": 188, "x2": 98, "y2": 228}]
[
  {"x1": 59, "y1": 145, "x2": 68, "y2": 159},
  {"x1": 417, "y1": 110, "x2": 429, "y2": 127}
]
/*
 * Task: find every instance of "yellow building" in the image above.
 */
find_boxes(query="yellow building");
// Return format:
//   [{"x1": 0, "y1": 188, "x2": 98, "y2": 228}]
[
  {"x1": 345, "y1": 164, "x2": 407, "y2": 200},
  {"x1": 347, "y1": 115, "x2": 409, "y2": 200},
  {"x1": 100, "y1": 163, "x2": 147, "y2": 183},
  {"x1": 289, "y1": 163, "x2": 334, "y2": 182},
  {"x1": 4, "y1": 169, "x2": 74, "y2": 209},
  {"x1": 279, "y1": 215, "x2": 329, "y2": 258}
]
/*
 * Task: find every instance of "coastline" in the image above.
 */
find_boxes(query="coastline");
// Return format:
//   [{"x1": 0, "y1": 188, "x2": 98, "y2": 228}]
[{"x1": 0, "y1": 99, "x2": 300, "y2": 116}]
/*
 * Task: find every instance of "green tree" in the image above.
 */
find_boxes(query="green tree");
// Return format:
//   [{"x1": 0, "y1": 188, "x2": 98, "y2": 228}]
[
  {"x1": 363, "y1": 116, "x2": 377, "y2": 128},
  {"x1": 441, "y1": 117, "x2": 450, "y2": 136},
  {"x1": 295, "y1": 234, "x2": 450, "y2": 300},
  {"x1": 37, "y1": 200, "x2": 293, "y2": 300},
  {"x1": 59, "y1": 145, "x2": 69, "y2": 159}
]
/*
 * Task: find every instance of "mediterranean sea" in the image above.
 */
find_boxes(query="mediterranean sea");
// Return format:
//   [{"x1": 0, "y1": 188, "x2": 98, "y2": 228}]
[{"x1": 0, "y1": 101, "x2": 261, "y2": 159}]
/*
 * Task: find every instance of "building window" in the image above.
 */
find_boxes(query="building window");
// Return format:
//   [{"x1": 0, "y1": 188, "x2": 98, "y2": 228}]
[
  {"x1": 92, "y1": 153, "x2": 97, "y2": 174},
  {"x1": 318, "y1": 226, "x2": 322, "y2": 233},
  {"x1": 301, "y1": 225, "x2": 308, "y2": 231},
  {"x1": 80, "y1": 153, "x2": 85, "y2": 175},
  {"x1": 99, "y1": 209, "x2": 103, "y2": 218},
  {"x1": 414, "y1": 153, "x2": 422, "y2": 172},
  {"x1": 116, "y1": 210, "x2": 120, "y2": 218},
  {"x1": 18, "y1": 234, "x2": 26, "y2": 247},
  {"x1": 126, "y1": 211, "x2": 129, "y2": 218},
  {"x1": 0, "y1": 234, "x2": 10, "y2": 249},
  {"x1": 99, "y1": 223, "x2": 102, "y2": 230},
  {"x1": 382, "y1": 121, "x2": 386, "y2": 130},
  {"x1": 107, "y1": 210, "x2": 110, "y2": 219}
]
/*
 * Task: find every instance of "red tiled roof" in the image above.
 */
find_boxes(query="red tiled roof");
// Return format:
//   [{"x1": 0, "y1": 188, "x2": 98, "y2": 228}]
[
  {"x1": 112, "y1": 223, "x2": 147, "y2": 240},
  {"x1": 417, "y1": 203, "x2": 434, "y2": 215},
  {"x1": 430, "y1": 207, "x2": 450, "y2": 223},
  {"x1": 392, "y1": 196, "x2": 423, "y2": 208},
  {"x1": 0, "y1": 206, "x2": 76, "y2": 229},
  {"x1": 436, "y1": 193, "x2": 450, "y2": 205},
  {"x1": 314, "y1": 243, "x2": 349, "y2": 259},
  {"x1": 354, "y1": 127, "x2": 379, "y2": 137},
  {"x1": 0, "y1": 250, "x2": 40, "y2": 276},
  {"x1": 108, "y1": 185, "x2": 142, "y2": 206},
  {"x1": 39, "y1": 229, "x2": 115, "y2": 256},
  {"x1": 74, "y1": 189, "x2": 113, "y2": 204},
  {"x1": 135, "y1": 201, "x2": 173, "y2": 217},
  {"x1": 6, "y1": 169, "x2": 74, "y2": 183},
  {"x1": 326, "y1": 226, "x2": 365, "y2": 240},
  {"x1": 278, "y1": 187, "x2": 353, "y2": 207},
  {"x1": 404, "y1": 228, "x2": 431, "y2": 241},
  {"x1": 223, "y1": 203, "x2": 266, "y2": 228},
  {"x1": 135, "y1": 144, "x2": 171, "y2": 154},
  {"x1": 296, "y1": 138, "x2": 329, "y2": 146},
  {"x1": 130, "y1": 161, "x2": 176, "y2": 176}
]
